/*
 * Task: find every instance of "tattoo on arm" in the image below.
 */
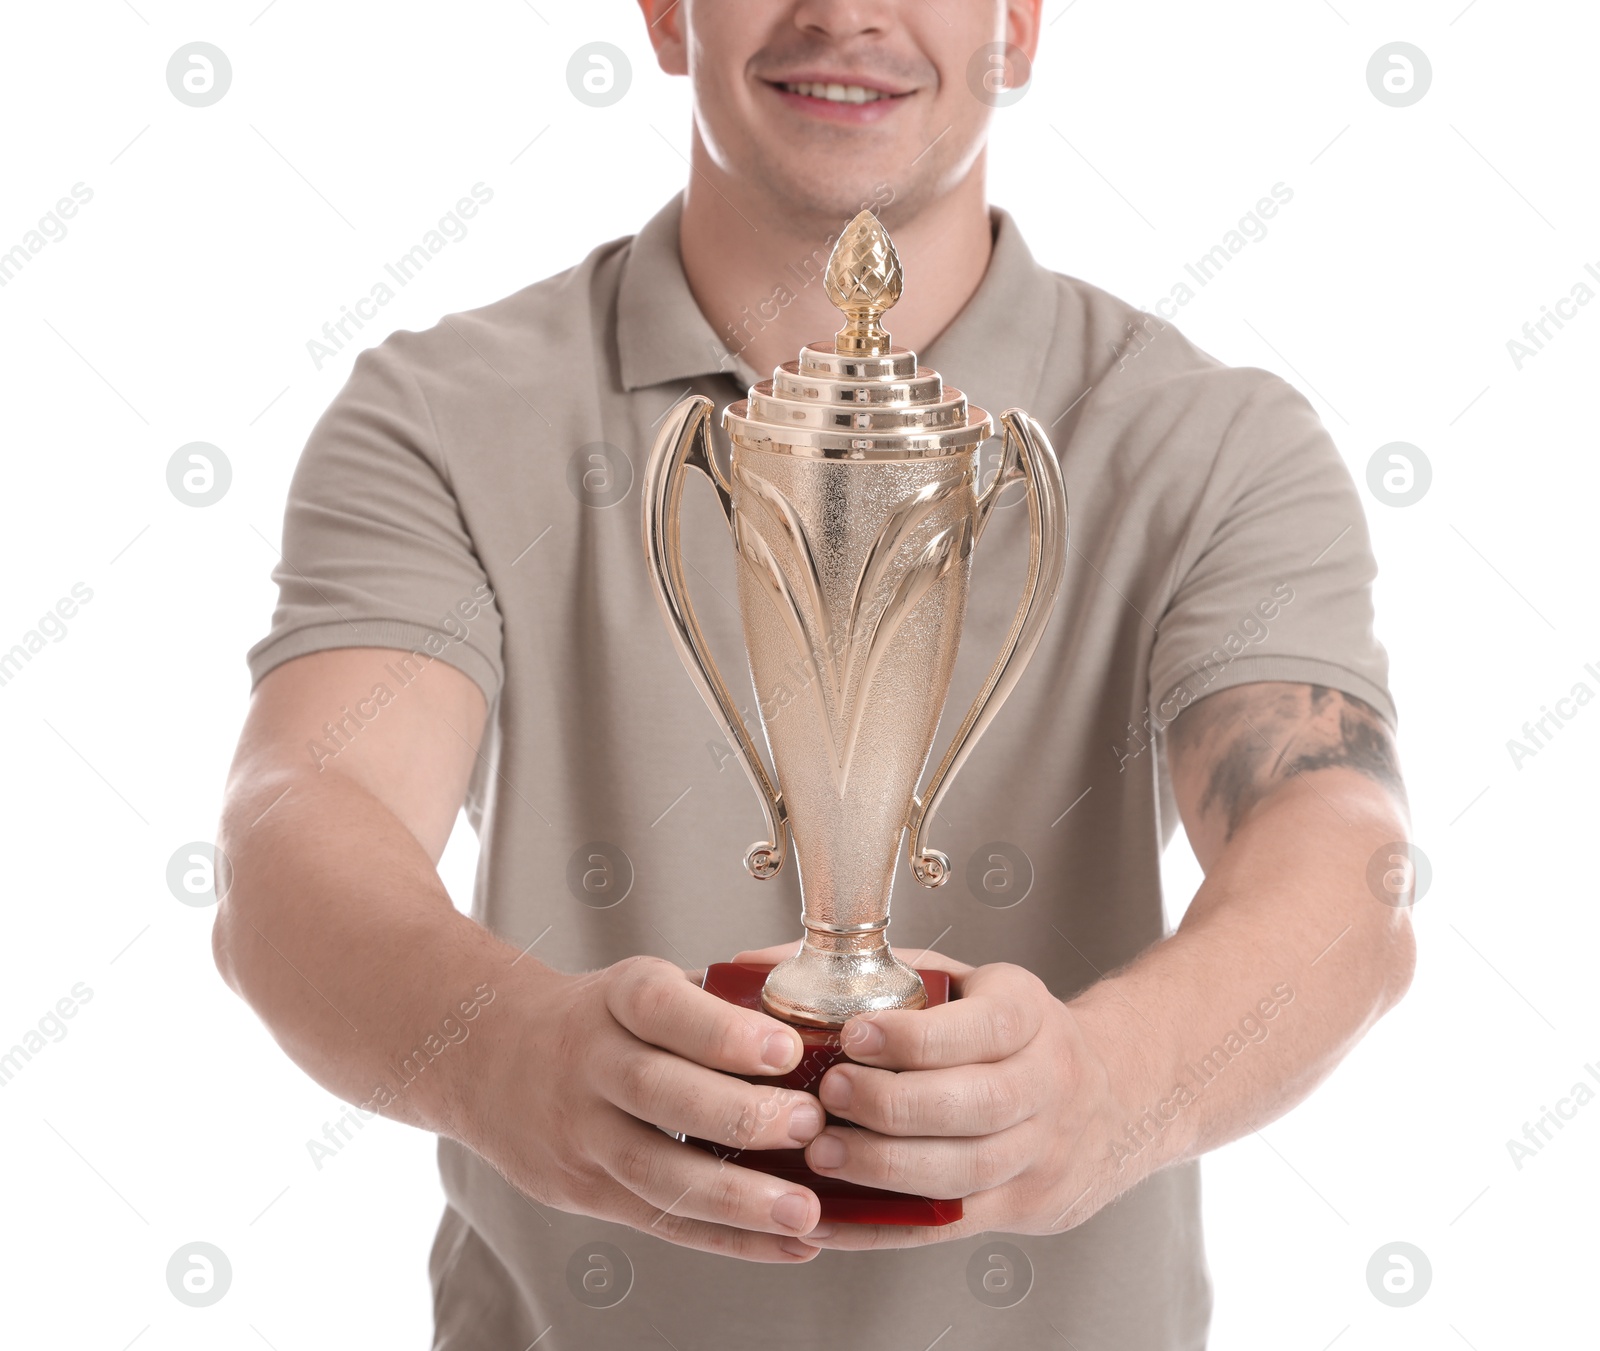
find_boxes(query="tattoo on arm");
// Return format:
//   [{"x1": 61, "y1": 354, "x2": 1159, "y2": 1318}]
[{"x1": 1168, "y1": 682, "x2": 1406, "y2": 842}]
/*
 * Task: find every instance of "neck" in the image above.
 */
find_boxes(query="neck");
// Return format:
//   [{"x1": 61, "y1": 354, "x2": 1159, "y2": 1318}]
[{"x1": 676, "y1": 136, "x2": 995, "y2": 380}]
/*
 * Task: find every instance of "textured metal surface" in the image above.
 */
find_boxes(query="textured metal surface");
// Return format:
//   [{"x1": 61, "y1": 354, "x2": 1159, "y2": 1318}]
[{"x1": 732, "y1": 444, "x2": 976, "y2": 1025}]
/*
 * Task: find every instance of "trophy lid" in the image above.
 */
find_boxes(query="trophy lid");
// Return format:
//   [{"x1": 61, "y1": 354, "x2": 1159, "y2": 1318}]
[{"x1": 722, "y1": 211, "x2": 994, "y2": 460}]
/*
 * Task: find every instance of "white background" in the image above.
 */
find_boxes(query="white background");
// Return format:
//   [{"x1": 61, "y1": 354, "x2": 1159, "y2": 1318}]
[{"x1": 1, "y1": 1, "x2": 1595, "y2": 1347}]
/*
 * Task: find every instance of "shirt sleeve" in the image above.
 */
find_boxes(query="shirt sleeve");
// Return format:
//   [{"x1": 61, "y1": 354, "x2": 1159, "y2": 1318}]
[
  {"x1": 246, "y1": 333, "x2": 504, "y2": 702},
  {"x1": 1147, "y1": 372, "x2": 1396, "y2": 729}
]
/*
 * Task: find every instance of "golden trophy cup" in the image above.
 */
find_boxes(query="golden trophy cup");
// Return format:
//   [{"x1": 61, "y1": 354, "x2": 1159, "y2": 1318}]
[{"x1": 641, "y1": 210, "x2": 1068, "y2": 1223}]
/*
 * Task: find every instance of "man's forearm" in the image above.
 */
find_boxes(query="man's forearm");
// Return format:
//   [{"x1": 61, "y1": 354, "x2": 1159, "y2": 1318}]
[
  {"x1": 1067, "y1": 769, "x2": 1415, "y2": 1192},
  {"x1": 214, "y1": 763, "x2": 529, "y2": 1141},
  {"x1": 215, "y1": 753, "x2": 848, "y2": 1260}
]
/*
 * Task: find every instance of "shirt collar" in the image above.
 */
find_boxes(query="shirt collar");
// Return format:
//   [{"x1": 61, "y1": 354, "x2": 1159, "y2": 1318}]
[
  {"x1": 617, "y1": 193, "x2": 760, "y2": 393},
  {"x1": 919, "y1": 207, "x2": 1058, "y2": 427},
  {"x1": 616, "y1": 194, "x2": 1057, "y2": 417}
]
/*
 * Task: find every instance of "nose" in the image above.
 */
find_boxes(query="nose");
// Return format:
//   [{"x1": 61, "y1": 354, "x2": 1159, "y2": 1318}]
[{"x1": 791, "y1": 0, "x2": 890, "y2": 41}]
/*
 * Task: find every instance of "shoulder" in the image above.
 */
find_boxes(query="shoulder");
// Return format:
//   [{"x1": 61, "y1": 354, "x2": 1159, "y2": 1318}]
[
  {"x1": 1064, "y1": 268, "x2": 1296, "y2": 407},
  {"x1": 1039, "y1": 266, "x2": 1330, "y2": 478},
  {"x1": 357, "y1": 229, "x2": 637, "y2": 391}
]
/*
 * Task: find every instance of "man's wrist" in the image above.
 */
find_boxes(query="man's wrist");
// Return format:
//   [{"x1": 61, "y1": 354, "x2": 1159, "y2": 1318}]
[
  {"x1": 1067, "y1": 983, "x2": 1199, "y2": 1190},
  {"x1": 349, "y1": 949, "x2": 548, "y2": 1147}
]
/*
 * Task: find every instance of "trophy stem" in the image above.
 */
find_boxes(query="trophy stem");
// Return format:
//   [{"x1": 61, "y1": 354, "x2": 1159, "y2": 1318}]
[{"x1": 760, "y1": 915, "x2": 927, "y2": 1029}]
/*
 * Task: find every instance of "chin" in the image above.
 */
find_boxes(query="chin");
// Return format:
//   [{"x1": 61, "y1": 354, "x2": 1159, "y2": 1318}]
[{"x1": 741, "y1": 156, "x2": 908, "y2": 226}]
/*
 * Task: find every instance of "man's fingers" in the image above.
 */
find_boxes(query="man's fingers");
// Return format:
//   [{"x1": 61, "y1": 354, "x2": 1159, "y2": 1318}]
[
  {"x1": 804, "y1": 1220, "x2": 968, "y2": 1251},
  {"x1": 803, "y1": 1121, "x2": 1029, "y2": 1198},
  {"x1": 575, "y1": 1168, "x2": 822, "y2": 1262},
  {"x1": 597, "y1": 1043, "x2": 824, "y2": 1149},
  {"x1": 887, "y1": 948, "x2": 973, "y2": 979},
  {"x1": 840, "y1": 962, "x2": 1044, "y2": 1069},
  {"x1": 728, "y1": 940, "x2": 802, "y2": 965},
  {"x1": 598, "y1": 1114, "x2": 823, "y2": 1243},
  {"x1": 818, "y1": 1058, "x2": 1037, "y2": 1137},
  {"x1": 605, "y1": 955, "x2": 804, "y2": 1074},
  {"x1": 610, "y1": 1191, "x2": 822, "y2": 1263}
]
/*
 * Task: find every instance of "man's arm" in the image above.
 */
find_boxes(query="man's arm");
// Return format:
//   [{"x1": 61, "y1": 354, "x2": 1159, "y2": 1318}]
[
  {"x1": 1072, "y1": 681, "x2": 1416, "y2": 1177},
  {"x1": 784, "y1": 680, "x2": 1416, "y2": 1247},
  {"x1": 214, "y1": 647, "x2": 831, "y2": 1262}
]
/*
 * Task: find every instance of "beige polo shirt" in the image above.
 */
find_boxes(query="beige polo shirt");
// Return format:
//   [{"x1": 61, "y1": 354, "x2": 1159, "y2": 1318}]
[{"x1": 250, "y1": 193, "x2": 1393, "y2": 1350}]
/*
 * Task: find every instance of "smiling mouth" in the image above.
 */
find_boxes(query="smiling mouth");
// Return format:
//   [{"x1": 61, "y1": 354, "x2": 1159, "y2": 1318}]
[{"x1": 771, "y1": 80, "x2": 906, "y2": 106}]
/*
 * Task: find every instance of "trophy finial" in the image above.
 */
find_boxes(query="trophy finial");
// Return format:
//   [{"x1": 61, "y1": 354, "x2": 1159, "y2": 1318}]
[{"x1": 824, "y1": 210, "x2": 903, "y2": 356}]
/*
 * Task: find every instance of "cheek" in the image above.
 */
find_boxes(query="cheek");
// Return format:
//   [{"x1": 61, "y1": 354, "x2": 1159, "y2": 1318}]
[
  {"x1": 689, "y1": 66, "x2": 762, "y2": 168},
  {"x1": 906, "y1": 66, "x2": 996, "y2": 186},
  {"x1": 686, "y1": 3, "x2": 768, "y2": 89},
  {"x1": 934, "y1": 10, "x2": 1023, "y2": 90}
]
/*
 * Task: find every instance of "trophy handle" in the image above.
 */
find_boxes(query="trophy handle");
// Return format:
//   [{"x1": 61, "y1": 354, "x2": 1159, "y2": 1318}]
[
  {"x1": 641, "y1": 395, "x2": 790, "y2": 880},
  {"x1": 905, "y1": 409, "x2": 1069, "y2": 887}
]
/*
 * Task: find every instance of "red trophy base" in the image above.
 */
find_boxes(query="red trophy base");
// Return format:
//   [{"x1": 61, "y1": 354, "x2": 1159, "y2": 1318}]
[{"x1": 687, "y1": 961, "x2": 963, "y2": 1227}]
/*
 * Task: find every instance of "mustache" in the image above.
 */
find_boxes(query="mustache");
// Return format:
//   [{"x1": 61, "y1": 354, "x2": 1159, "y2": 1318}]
[{"x1": 749, "y1": 39, "x2": 937, "y2": 91}]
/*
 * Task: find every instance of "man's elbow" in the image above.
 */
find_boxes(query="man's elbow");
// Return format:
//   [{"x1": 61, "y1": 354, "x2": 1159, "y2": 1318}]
[
  {"x1": 209, "y1": 776, "x2": 288, "y2": 1001},
  {"x1": 209, "y1": 825, "x2": 259, "y2": 1000},
  {"x1": 1372, "y1": 907, "x2": 1418, "y2": 1018},
  {"x1": 211, "y1": 898, "x2": 246, "y2": 997}
]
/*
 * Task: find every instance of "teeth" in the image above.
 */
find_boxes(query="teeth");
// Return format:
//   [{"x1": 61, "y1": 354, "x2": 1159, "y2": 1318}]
[{"x1": 782, "y1": 81, "x2": 888, "y2": 104}]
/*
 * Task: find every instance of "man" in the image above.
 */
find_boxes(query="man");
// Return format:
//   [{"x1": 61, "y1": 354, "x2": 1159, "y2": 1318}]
[{"x1": 214, "y1": 1, "x2": 1416, "y2": 1347}]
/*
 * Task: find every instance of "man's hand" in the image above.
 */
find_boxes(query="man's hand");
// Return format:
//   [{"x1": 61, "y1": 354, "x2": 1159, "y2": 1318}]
[
  {"x1": 464, "y1": 954, "x2": 837, "y2": 1260},
  {"x1": 730, "y1": 944, "x2": 1131, "y2": 1250},
  {"x1": 732, "y1": 679, "x2": 1416, "y2": 1250}
]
